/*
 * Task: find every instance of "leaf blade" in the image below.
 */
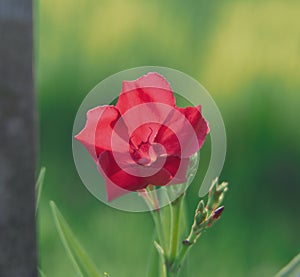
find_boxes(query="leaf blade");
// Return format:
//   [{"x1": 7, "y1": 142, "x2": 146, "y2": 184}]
[
  {"x1": 38, "y1": 268, "x2": 47, "y2": 277},
  {"x1": 35, "y1": 167, "x2": 46, "y2": 213},
  {"x1": 275, "y1": 253, "x2": 300, "y2": 277},
  {"x1": 50, "y1": 201, "x2": 103, "y2": 277}
]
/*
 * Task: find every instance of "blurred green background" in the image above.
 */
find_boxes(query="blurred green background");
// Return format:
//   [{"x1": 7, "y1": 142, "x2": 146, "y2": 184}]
[{"x1": 36, "y1": 0, "x2": 300, "y2": 276}]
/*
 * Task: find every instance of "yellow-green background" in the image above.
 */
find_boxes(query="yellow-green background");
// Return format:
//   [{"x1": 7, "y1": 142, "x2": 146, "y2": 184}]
[{"x1": 37, "y1": 0, "x2": 300, "y2": 276}]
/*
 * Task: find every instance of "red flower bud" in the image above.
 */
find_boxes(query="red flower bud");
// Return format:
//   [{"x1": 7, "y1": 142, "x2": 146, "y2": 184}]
[{"x1": 212, "y1": 206, "x2": 224, "y2": 220}]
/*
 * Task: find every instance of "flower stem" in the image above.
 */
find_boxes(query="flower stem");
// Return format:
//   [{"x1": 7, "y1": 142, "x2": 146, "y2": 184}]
[
  {"x1": 169, "y1": 193, "x2": 184, "y2": 262},
  {"x1": 151, "y1": 210, "x2": 166, "y2": 249},
  {"x1": 166, "y1": 270, "x2": 178, "y2": 277},
  {"x1": 172, "y1": 239, "x2": 192, "y2": 273},
  {"x1": 138, "y1": 187, "x2": 166, "y2": 248},
  {"x1": 168, "y1": 223, "x2": 198, "y2": 274}
]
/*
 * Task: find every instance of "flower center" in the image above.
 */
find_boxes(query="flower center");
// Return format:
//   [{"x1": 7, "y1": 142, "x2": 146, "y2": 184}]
[
  {"x1": 129, "y1": 125, "x2": 163, "y2": 166},
  {"x1": 131, "y1": 141, "x2": 156, "y2": 166}
]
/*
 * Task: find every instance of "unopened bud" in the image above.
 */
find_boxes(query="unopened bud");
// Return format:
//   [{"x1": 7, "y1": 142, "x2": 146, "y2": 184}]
[
  {"x1": 207, "y1": 180, "x2": 228, "y2": 210},
  {"x1": 213, "y1": 206, "x2": 224, "y2": 220},
  {"x1": 195, "y1": 208, "x2": 207, "y2": 225},
  {"x1": 196, "y1": 200, "x2": 205, "y2": 213}
]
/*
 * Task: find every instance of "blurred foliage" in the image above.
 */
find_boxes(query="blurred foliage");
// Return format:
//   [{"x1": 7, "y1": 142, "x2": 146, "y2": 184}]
[
  {"x1": 275, "y1": 252, "x2": 300, "y2": 277},
  {"x1": 36, "y1": 0, "x2": 300, "y2": 276}
]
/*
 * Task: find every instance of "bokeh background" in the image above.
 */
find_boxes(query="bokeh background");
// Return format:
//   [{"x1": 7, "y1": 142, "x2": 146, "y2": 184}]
[{"x1": 36, "y1": 0, "x2": 300, "y2": 276}]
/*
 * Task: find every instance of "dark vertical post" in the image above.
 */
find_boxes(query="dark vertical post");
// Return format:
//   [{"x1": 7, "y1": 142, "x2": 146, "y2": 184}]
[{"x1": 0, "y1": 0, "x2": 37, "y2": 276}]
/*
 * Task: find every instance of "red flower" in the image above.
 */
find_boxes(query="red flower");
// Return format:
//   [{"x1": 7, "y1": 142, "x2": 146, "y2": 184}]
[{"x1": 75, "y1": 73, "x2": 209, "y2": 201}]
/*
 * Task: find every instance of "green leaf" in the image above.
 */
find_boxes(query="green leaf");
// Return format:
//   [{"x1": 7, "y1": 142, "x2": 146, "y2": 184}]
[
  {"x1": 50, "y1": 201, "x2": 103, "y2": 277},
  {"x1": 147, "y1": 233, "x2": 160, "y2": 277},
  {"x1": 38, "y1": 268, "x2": 47, "y2": 277},
  {"x1": 35, "y1": 167, "x2": 46, "y2": 213},
  {"x1": 275, "y1": 253, "x2": 300, "y2": 277},
  {"x1": 154, "y1": 241, "x2": 167, "y2": 277}
]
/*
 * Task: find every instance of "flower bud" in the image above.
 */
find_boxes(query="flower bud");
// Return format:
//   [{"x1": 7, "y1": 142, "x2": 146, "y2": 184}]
[
  {"x1": 212, "y1": 206, "x2": 224, "y2": 220},
  {"x1": 207, "y1": 179, "x2": 228, "y2": 210},
  {"x1": 195, "y1": 208, "x2": 207, "y2": 226},
  {"x1": 196, "y1": 200, "x2": 205, "y2": 213}
]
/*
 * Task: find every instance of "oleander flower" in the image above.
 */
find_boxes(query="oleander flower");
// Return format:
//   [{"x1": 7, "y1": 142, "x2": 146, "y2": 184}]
[{"x1": 75, "y1": 73, "x2": 209, "y2": 201}]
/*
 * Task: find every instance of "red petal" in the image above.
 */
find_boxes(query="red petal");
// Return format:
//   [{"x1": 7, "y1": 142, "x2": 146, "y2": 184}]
[
  {"x1": 98, "y1": 151, "x2": 147, "y2": 201},
  {"x1": 116, "y1": 72, "x2": 176, "y2": 115},
  {"x1": 129, "y1": 123, "x2": 161, "y2": 149},
  {"x1": 153, "y1": 126, "x2": 181, "y2": 156},
  {"x1": 122, "y1": 72, "x2": 172, "y2": 93},
  {"x1": 146, "y1": 156, "x2": 190, "y2": 186},
  {"x1": 155, "y1": 105, "x2": 209, "y2": 157},
  {"x1": 166, "y1": 157, "x2": 190, "y2": 184},
  {"x1": 74, "y1": 106, "x2": 127, "y2": 159},
  {"x1": 178, "y1": 105, "x2": 209, "y2": 151}
]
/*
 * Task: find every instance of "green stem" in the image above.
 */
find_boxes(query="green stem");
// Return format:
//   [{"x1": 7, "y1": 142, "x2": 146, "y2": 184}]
[
  {"x1": 166, "y1": 270, "x2": 177, "y2": 277},
  {"x1": 170, "y1": 218, "x2": 198, "y2": 274},
  {"x1": 149, "y1": 187, "x2": 167, "y2": 252},
  {"x1": 140, "y1": 189, "x2": 167, "y2": 277},
  {"x1": 169, "y1": 194, "x2": 184, "y2": 261},
  {"x1": 151, "y1": 210, "x2": 165, "y2": 248},
  {"x1": 163, "y1": 193, "x2": 186, "y2": 277},
  {"x1": 172, "y1": 243, "x2": 192, "y2": 273},
  {"x1": 138, "y1": 189, "x2": 165, "y2": 248}
]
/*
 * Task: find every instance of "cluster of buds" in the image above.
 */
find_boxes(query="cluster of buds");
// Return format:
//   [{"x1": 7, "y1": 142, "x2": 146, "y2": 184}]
[{"x1": 183, "y1": 178, "x2": 228, "y2": 246}]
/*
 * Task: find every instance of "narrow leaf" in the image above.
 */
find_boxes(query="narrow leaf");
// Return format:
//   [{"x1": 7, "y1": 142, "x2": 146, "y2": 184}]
[
  {"x1": 147, "y1": 233, "x2": 160, "y2": 277},
  {"x1": 275, "y1": 253, "x2": 300, "y2": 277},
  {"x1": 154, "y1": 241, "x2": 165, "y2": 259},
  {"x1": 38, "y1": 268, "x2": 47, "y2": 277},
  {"x1": 154, "y1": 241, "x2": 167, "y2": 277},
  {"x1": 35, "y1": 167, "x2": 46, "y2": 213},
  {"x1": 50, "y1": 201, "x2": 103, "y2": 277}
]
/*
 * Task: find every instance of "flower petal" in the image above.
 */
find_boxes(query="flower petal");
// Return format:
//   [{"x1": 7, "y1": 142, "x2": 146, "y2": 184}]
[
  {"x1": 153, "y1": 125, "x2": 181, "y2": 156},
  {"x1": 155, "y1": 105, "x2": 209, "y2": 157},
  {"x1": 98, "y1": 151, "x2": 147, "y2": 201},
  {"x1": 178, "y1": 105, "x2": 209, "y2": 151},
  {"x1": 146, "y1": 156, "x2": 190, "y2": 186},
  {"x1": 116, "y1": 72, "x2": 176, "y2": 115},
  {"x1": 74, "y1": 106, "x2": 127, "y2": 159},
  {"x1": 121, "y1": 72, "x2": 173, "y2": 95}
]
